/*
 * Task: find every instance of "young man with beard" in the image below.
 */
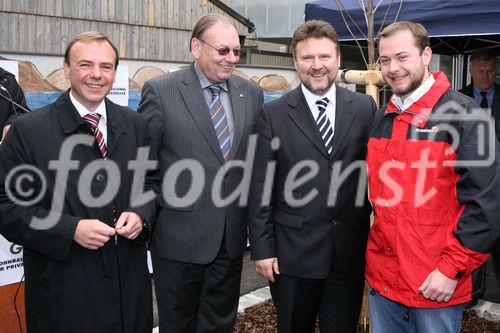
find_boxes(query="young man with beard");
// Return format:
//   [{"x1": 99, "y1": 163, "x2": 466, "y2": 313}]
[
  {"x1": 248, "y1": 20, "x2": 376, "y2": 332},
  {"x1": 366, "y1": 21, "x2": 500, "y2": 333}
]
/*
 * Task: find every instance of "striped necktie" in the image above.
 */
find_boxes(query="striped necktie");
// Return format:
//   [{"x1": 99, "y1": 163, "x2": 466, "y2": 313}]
[
  {"x1": 315, "y1": 97, "x2": 334, "y2": 155},
  {"x1": 208, "y1": 85, "x2": 231, "y2": 160},
  {"x1": 82, "y1": 113, "x2": 107, "y2": 158}
]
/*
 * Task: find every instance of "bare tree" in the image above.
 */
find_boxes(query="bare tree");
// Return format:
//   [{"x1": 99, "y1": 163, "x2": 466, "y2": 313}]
[{"x1": 335, "y1": 0, "x2": 404, "y2": 67}]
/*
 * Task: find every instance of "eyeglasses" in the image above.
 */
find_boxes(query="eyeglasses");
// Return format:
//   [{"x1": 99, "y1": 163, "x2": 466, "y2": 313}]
[{"x1": 200, "y1": 39, "x2": 241, "y2": 57}]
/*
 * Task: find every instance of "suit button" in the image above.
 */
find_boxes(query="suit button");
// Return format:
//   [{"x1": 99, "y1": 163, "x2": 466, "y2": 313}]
[
  {"x1": 386, "y1": 247, "x2": 392, "y2": 253},
  {"x1": 96, "y1": 173, "x2": 105, "y2": 182},
  {"x1": 383, "y1": 287, "x2": 388, "y2": 292},
  {"x1": 331, "y1": 220, "x2": 337, "y2": 226}
]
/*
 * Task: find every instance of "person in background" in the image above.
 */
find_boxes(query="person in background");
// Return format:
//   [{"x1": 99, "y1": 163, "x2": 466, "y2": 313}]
[
  {"x1": 460, "y1": 49, "x2": 500, "y2": 135},
  {"x1": 460, "y1": 49, "x2": 500, "y2": 306},
  {"x1": 248, "y1": 20, "x2": 376, "y2": 333},
  {"x1": 0, "y1": 31, "x2": 153, "y2": 333},
  {"x1": 366, "y1": 21, "x2": 500, "y2": 333},
  {"x1": 0, "y1": 66, "x2": 29, "y2": 139},
  {"x1": 138, "y1": 13, "x2": 263, "y2": 332}
]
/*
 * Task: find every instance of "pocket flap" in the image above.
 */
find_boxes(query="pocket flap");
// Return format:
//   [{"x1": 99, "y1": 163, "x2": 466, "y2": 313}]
[{"x1": 273, "y1": 208, "x2": 304, "y2": 229}]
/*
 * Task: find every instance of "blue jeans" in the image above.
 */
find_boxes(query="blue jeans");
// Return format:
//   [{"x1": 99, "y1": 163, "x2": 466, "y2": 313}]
[{"x1": 368, "y1": 287, "x2": 464, "y2": 333}]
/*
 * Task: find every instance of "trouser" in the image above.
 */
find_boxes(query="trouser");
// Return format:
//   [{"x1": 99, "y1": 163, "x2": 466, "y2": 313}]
[
  {"x1": 270, "y1": 258, "x2": 365, "y2": 333},
  {"x1": 368, "y1": 286, "x2": 464, "y2": 333},
  {"x1": 152, "y1": 237, "x2": 243, "y2": 333}
]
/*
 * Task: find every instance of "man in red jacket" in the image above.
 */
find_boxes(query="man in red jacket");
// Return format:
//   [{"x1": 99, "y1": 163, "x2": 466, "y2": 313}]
[{"x1": 366, "y1": 21, "x2": 500, "y2": 333}]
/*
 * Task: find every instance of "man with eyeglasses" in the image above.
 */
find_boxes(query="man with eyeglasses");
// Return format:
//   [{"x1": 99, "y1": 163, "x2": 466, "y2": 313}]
[{"x1": 138, "y1": 13, "x2": 263, "y2": 332}]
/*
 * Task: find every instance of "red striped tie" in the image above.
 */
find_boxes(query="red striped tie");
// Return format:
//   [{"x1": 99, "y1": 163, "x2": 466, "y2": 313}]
[{"x1": 82, "y1": 113, "x2": 108, "y2": 158}]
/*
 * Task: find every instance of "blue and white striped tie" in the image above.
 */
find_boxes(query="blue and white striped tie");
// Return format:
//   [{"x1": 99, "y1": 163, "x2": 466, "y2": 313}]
[
  {"x1": 315, "y1": 97, "x2": 334, "y2": 154},
  {"x1": 208, "y1": 85, "x2": 231, "y2": 160}
]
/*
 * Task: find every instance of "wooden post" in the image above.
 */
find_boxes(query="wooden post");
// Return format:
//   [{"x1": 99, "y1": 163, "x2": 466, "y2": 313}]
[
  {"x1": 336, "y1": 63, "x2": 383, "y2": 331},
  {"x1": 336, "y1": 65, "x2": 383, "y2": 106}
]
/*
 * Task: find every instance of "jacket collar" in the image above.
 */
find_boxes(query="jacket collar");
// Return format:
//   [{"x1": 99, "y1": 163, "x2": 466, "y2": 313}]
[
  {"x1": 286, "y1": 86, "x2": 355, "y2": 160},
  {"x1": 385, "y1": 71, "x2": 451, "y2": 128},
  {"x1": 56, "y1": 90, "x2": 126, "y2": 155},
  {"x1": 57, "y1": 90, "x2": 87, "y2": 134}
]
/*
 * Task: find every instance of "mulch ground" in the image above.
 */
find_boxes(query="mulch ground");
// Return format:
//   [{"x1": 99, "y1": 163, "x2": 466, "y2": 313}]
[{"x1": 234, "y1": 300, "x2": 500, "y2": 332}]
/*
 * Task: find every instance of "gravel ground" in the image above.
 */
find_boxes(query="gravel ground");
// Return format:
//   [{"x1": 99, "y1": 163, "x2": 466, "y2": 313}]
[{"x1": 234, "y1": 300, "x2": 500, "y2": 333}]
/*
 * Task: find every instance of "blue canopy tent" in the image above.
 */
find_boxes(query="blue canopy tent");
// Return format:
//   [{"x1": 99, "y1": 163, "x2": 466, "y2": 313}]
[{"x1": 305, "y1": 0, "x2": 500, "y2": 87}]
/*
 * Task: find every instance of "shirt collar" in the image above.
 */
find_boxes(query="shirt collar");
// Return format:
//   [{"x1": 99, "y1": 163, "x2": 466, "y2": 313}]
[
  {"x1": 385, "y1": 71, "x2": 451, "y2": 128},
  {"x1": 301, "y1": 83, "x2": 337, "y2": 111},
  {"x1": 473, "y1": 84, "x2": 495, "y2": 97},
  {"x1": 69, "y1": 90, "x2": 107, "y2": 123},
  {"x1": 193, "y1": 62, "x2": 228, "y2": 92},
  {"x1": 391, "y1": 73, "x2": 435, "y2": 112}
]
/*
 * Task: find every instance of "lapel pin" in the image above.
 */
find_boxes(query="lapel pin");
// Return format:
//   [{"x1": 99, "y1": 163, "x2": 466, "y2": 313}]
[{"x1": 239, "y1": 93, "x2": 244, "y2": 98}]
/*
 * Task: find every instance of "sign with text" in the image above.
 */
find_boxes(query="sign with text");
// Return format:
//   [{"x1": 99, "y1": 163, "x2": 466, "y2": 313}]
[
  {"x1": 107, "y1": 65, "x2": 129, "y2": 106},
  {"x1": 0, "y1": 235, "x2": 23, "y2": 286},
  {"x1": 0, "y1": 60, "x2": 19, "y2": 81}
]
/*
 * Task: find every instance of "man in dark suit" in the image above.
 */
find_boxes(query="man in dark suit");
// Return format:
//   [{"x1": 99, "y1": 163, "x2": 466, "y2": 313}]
[
  {"x1": 460, "y1": 49, "x2": 500, "y2": 302},
  {"x1": 248, "y1": 20, "x2": 376, "y2": 332},
  {"x1": 0, "y1": 66, "x2": 29, "y2": 139},
  {"x1": 460, "y1": 49, "x2": 500, "y2": 137},
  {"x1": 138, "y1": 14, "x2": 263, "y2": 332},
  {"x1": 0, "y1": 31, "x2": 153, "y2": 333}
]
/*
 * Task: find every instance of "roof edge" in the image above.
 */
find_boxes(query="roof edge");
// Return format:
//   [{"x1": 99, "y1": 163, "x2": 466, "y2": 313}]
[{"x1": 209, "y1": 0, "x2": 255, "y2": 33}]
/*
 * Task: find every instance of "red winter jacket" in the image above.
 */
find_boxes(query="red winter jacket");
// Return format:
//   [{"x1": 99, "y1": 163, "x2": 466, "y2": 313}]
[{"x1": 365, "y1": 72, "x2": 500, "y2": 307}]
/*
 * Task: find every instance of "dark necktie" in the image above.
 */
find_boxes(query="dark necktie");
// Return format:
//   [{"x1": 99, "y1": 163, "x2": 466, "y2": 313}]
[
  {"x1": 82, "y1": 113, "x2": 107, "y2": 158},
  {"x1": 480, "y1": 91, "x2": 488, "y2": 108},
  {"x1": 315, "y1": 97, "x2": 334, "y2": 155},
  {"x1": 208, "y1": 85, "x2": 231, "y2": 160}
]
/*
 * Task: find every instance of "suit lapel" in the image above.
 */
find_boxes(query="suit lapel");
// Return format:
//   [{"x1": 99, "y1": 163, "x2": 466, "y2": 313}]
[
  {"x1": 105, "y1": 99, "x2": 126, "y2": 157},
  {"x1": 56, "y1": 92, "x2": 126, "y2": 158},
  {"x1": 287, "y1": 87, "x2": 330, "y2": 159},
  {"x1": 227, "y1": 77, "x2": 246, "y2": 160},
  {"x1": 330, "y1": 87, "x2": 355, "y2": 159},
  {"x1": 57, "y1": 91, "x2": 86, "y2": 135},
  {"x1": 179, "y1": 66, "x2": 225, "y2": 163}
]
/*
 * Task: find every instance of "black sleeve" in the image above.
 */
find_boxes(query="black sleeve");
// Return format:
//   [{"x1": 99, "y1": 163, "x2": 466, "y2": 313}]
[
  {"x1": 0, "y1": 69, "x2": 30, "y2": 131},
  {"x1": 248, "y1": 105, "x2": 277, "y2": 260}
]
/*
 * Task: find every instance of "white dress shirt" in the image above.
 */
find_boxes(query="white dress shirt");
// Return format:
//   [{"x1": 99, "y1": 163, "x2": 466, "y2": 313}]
[
  {"x1": 69, "y1": 91, "x2": 108, "y2": 144},
  {"x1": 301, "y1": 83, "x2": 337, "y2": 137}
]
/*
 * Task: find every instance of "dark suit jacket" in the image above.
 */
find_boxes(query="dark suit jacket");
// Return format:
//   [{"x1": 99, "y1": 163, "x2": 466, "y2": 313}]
[
  {"x1": 460, "y1": 83, "x2": 500, "y2": 138},
  {"x1": 0, "y1": 92, "x2": 153, "y2": 333},
  {"x1": 138, "y1": 64, "x2": 263, "y2": 264},
  {"x1": 249, "y1": 86, "x2": 376, "y2": 279}
]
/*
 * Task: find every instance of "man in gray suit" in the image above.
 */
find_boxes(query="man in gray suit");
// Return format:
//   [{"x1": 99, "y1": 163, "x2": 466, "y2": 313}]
[{"x1": 138, "y1": 14, "x2": 263, "y2": 332}]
